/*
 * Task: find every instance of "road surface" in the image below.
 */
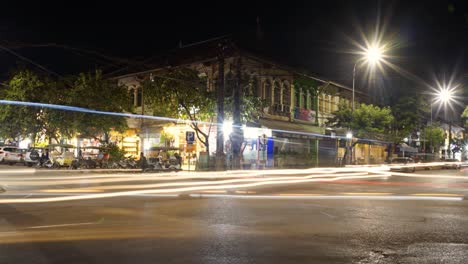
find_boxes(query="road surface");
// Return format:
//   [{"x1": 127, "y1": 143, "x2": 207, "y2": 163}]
[{"x1": 1, "y1": 165, "x2": 467, "y2": 263}]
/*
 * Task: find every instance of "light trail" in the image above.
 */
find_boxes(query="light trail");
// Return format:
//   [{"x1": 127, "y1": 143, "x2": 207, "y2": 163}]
[
  {"x1": 0, "y1": 167, "x2": 381, "y2": 186},
  {"x1": 0, "y1": 174, "x2": 384, "y2": 204},
  {"x1": 55, "y1": 172, "x2": 371, "y2": 191}
]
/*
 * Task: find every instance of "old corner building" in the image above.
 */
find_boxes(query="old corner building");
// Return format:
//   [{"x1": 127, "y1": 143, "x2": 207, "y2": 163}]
[{"x1": 114, "y1": 37, "x2": 386, "y2": 169}]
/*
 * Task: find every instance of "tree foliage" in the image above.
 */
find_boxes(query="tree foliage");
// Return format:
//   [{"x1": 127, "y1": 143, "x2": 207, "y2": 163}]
[
  {"x1": 69, "y1": 71, "x2": 131, "y2": 141},
  {"x1": 421, "y1": 124, "x2": 445, "y2": 151},
  {"x1": 142, "y1": 68, "x2": 216, "y2": 152},
  {"x1": 327, "y1": 103, "x2": 394, "y2": 138},
  {"x1": 224, "y1": 73, "x2": 267, "y2": 124},
  {"x1": 0, "y1": 69, "x2": 131, "y2": 143},
  {"x1": 391, "y1": 95, "x2": 429, "y2": 142},
  {"x1": 462, "y1": 106, "x2": 468, "y2": 128}
]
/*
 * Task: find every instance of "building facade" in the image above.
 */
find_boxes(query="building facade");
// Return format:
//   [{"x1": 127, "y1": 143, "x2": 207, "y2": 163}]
[{"x1": 115, "y1": 40, "x2": 381, "y2": 169}]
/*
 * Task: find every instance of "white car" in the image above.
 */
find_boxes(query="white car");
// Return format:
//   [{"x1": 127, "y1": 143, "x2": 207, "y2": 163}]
[
  {"x1": 24, "y1": 147, "x2": 45, "y2": 167},
  {"x1": 0, "y1": 146, "x2": 25, "y2": 165}
]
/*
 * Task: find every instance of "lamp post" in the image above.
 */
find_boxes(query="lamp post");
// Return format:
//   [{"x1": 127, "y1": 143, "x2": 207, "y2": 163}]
[
  {"x1": 352, "y1": 45, "x2": 384, "y2": 111},
  {"x1": 432, "y1": 86, "x2": 455, "y2": 158}
]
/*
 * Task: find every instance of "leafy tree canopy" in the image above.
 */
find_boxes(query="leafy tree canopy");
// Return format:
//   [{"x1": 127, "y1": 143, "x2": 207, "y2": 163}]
[{"x1": 327, "y1": 103, "x2": 394, "y2": 138}]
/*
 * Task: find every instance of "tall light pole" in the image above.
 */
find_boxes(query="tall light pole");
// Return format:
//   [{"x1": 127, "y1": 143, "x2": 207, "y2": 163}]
[
  {"x1": 436, "y1": 87, "x2": 455, "y2": 158},
  {"x1": 349, "y1": 45, "x2": 384, "y2": 165},
  {"x1": 352, "y1": 45, "x2": 384, "y2": 111}
]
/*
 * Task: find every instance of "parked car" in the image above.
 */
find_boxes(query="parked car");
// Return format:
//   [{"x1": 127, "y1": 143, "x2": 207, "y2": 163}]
[
  {"x1": 389, "y1": 157, "x2": 416, "y2": 172},
  {"x1": 0, "y1": 146, "x2": 25, "y2": 165},
  {"x1": 442, "y1": 158, "x2": 461, "y2": 169},
  {"x1": 23, "y1": 147, "x2": 45, "y2": 167}
]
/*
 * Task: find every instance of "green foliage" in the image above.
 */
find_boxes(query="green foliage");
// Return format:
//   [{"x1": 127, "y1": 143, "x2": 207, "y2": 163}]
[
  {"x1": 224, "y1": 74, "x2": 267, "y2": 123},
  {"x1": 327, "y1": 103, "x2": 394, "y2": 138},
  {"x1": 142, "y1": 68, "x2": 215, "y2": 150},
  {"x1": 462, "y1": 106, "x2": 468, "y2": 128},
  {"x1": 293, "y1": 76, "x2": 319, "y2": 94},
  {"x1": 104, "y1": 142, "x2": 126, "y2": 162},
  {"x1": 391, "y1": 95, "x2": 429, "y2": 137},
  {"x1": 421, "y1": 124, "x2": 445, "y2": 150},
  {"x1": 0, "y1": 69, "x2": 131, "y2": 143},
  {"x1": 0, "y1": 70, "x2": 66, "y2": 141},
  {"x1": 69, "y1": 70, "x2": 131, "y2": 140}
]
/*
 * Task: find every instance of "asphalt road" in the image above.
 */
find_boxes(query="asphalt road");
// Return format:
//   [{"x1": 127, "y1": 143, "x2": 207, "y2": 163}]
[{"x1": 1, "y1": 165, "x2": 467, "y2": 263}]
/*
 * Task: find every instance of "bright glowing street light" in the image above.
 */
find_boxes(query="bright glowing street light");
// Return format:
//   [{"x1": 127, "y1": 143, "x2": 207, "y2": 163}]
[
  {"x1": 365, "y1": 45, "x2": 384, "y2": 65},
  {"x1": 437, "y1": 87, "x2": 454, "y2": 104},
  {"x1": 430, "y1": 86, "x2": 456, "y2": 124},
  {"x1": 352, "y1": 44, "x2": 385, "y2": 111}
]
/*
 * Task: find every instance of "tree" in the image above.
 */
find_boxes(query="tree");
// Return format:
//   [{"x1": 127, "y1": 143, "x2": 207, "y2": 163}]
[
  {"x1": 421, "y1": 124, "x2": 445, "y2": 156},
  {"x1": 327, "y1": 103, "x2": 394, "y2": 164},
  {"x1": 0, "y1": 69, "x2": 131, "y2": 145},
  {"x1": 68, "y1": 70, "x2": 131, "y2": 142},
  {"x1": 462, "y1": 106, "x2": 468, "y2": 128},
  {"x1": 0, "y1": 70, "x2": 74, "y2": 143},
  {"x1": 328, "y1": 103, "x2": 394, "y2": 138},
  {"x1": 142, "y1": 68, "x2": 216, "y2": 157},
  {"x1": 391, "y1": 95, "x2": 429, "y2": 143}
]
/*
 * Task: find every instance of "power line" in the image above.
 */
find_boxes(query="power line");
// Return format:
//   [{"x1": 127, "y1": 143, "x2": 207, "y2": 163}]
[{"x1": 0, "y1": 44, "x2": 65, "y2": 79}]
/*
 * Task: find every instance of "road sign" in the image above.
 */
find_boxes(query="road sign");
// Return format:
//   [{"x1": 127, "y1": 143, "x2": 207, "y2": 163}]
[{"x1": 186, "y1": 131, "x2": 195, "y2": 144}]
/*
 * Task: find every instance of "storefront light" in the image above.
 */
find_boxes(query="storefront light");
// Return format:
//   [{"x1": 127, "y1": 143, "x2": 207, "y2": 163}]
[{"x1": 346, "y1": 132, "x2": 353, "y2": 139}]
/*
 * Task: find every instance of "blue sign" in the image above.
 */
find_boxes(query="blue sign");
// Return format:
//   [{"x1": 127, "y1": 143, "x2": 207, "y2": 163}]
[{"x1": 186, "y1": 131, "x2": 195, "y2": 144}]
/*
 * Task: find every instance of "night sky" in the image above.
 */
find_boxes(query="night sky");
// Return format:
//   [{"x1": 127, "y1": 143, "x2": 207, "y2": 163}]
[{"x1": 1, "y1": 1, "x2": 467, "y2": 103}]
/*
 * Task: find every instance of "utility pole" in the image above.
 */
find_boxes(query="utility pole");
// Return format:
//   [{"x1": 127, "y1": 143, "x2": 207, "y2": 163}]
[
  {"x1": 232, "y1": 56, "x2": 244, "y2": 169},
  {"x1": 448, "y1": 121, "x2": 452, "y2": 159},
  {"x1": 215, "y1": 42, "x2": 227, "y2": 170}
]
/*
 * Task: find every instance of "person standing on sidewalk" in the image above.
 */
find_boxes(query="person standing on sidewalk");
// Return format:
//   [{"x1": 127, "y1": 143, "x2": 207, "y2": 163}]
[{"x1": 139, "y1": 152, "x2": 148, "y2": 171}]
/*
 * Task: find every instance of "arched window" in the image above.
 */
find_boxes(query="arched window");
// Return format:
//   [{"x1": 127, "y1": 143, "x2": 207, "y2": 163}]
[
  {"x1": 137, "y1": 87, "x2": 142, "y2": 107},
  {"x1": 274, "y1": 81, "x2": 281, "y2": 105},
  {"x1": 129, "y1": 88, "x2": 136, "y2": 106},
  {"x1": 282, "y1": 82, "x2": 290, "y2": 107},
  {"x1": 264, "y1": 80, "x2": 272, "y2": 103},
  {"x1": 295, "y1": 87, "x2": 301, "y2": 108}
]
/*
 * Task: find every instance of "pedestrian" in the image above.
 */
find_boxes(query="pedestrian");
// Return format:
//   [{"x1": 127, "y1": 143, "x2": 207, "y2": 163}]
[
  {"x1": 174, "y1": 152, "x2": 182, "y2": 166},
  {"x1": 140, "y1": 152, "x2": 148, "y2": 170}
]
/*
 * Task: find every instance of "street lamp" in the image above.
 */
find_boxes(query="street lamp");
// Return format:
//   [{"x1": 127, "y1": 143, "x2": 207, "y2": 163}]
[
  {"x1": 430, "y1": 85, "x2": 456, "y2": 158},
  {"x1": 352, "y1": 44, "x2": 384, "y2": 111}
]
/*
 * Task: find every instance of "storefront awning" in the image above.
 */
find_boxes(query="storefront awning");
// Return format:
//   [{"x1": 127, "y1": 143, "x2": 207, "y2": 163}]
[{"x1": 259, "y1": 119, "x2": 325, "y2": 140}]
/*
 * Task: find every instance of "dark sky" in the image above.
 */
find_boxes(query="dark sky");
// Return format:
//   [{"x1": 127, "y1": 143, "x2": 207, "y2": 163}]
[{"x1": 1, "y1": 0, "x2": 467, "y2": 96}]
